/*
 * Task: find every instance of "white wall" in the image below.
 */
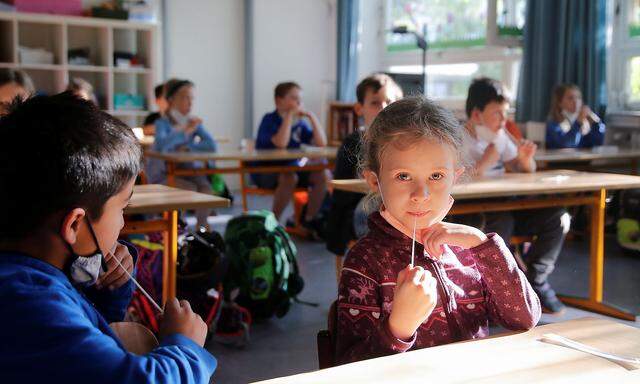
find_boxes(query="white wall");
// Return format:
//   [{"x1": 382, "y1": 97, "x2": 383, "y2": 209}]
[
  {"x1": 163, "y1": 0, "x2": 245, "y2": 149},
  {"x1": 251, "y1": 0, "x2": 337, "y2": 133}
]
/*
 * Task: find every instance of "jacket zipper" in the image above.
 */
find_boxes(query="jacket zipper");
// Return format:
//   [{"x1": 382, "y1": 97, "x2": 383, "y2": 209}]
[{"x1": 421, "y1": 245, "x2": 464, "y2": 341}]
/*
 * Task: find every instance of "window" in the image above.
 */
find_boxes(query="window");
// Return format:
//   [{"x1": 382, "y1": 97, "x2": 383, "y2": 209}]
[
  {"x1": 386, "y1": 0, "x2": 488, "y2": 51},
  {"x1": 630, "y1": 56, "x2": 640, "y2": 103},
  {"x1": 630, "y1": 0, "x2": 640, "y2": 38},
  {"x1": 384, "y1": 0, "x2": 522, "y2": 107},
  {"x1": 496, "y1": 0, "x2": 526, "y2": 38},
  {"x1": 609, "y1": 0, "x2": 640, "y2": 110}
]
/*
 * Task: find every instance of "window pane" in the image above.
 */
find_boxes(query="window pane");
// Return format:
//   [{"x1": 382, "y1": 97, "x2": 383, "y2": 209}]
[
  {"x1": 497, "y1": 0, "x2": 525, "y2": 37},
  {"x1": 630, "y1": 0, "x2": 640, "y2": 38},
  {"x1": 630, "y1": 56, "x2": 640, "y2": 103},
  {"x1": 387, "y1": 0, "x2": 487, "y2": 52},
  {"x1": 389, "y1": 61, "x2": 503, "y2": 99}
]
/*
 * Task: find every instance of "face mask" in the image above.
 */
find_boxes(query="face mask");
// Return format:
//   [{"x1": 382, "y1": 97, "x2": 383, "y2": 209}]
[
  {"x1": 66, "y1": 219, "x2": 107, "y2": 287},
  {"x1": 170, "y1": 108, "x2": 190, "y2": 127},
  {"x1": 475, "y1": 124, "x2": 498, "y2": 143}
]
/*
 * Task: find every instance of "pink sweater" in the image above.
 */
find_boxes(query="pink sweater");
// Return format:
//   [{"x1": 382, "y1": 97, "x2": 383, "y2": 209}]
[{"x1": 336, "y1": 212, "x2": 541, "y2": 364}]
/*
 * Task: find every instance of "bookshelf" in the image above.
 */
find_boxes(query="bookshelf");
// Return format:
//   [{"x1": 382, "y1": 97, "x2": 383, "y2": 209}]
[
  {"x1": 0, "y1": 10, "x2": 160, "y2": 128},
  {"x1": 327, "y1": 102, "x2": 359, "y2": 146}
]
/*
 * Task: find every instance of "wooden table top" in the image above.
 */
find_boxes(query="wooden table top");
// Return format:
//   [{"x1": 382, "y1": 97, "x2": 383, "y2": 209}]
[
  {"x1": 331, "y1": 170, "x2": 640, "y2": 199},
  {"x1": 255, "y1": 317, "x2": 640, "y2": 384},
  {"x1": 145, "y1": 146, "x2": 338, "y2": 162},
  {"x1": 535, "y1": 147, "x2": 640, "y2": 163},
  {"x1": 125, "y1": 184, "x2": 230, "y2": 214}
]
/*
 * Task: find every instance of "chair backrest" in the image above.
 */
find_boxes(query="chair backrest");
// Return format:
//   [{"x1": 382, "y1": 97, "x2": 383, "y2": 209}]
[{"x1": 316, "y1": 300, "x2": 338, "y2": 369}]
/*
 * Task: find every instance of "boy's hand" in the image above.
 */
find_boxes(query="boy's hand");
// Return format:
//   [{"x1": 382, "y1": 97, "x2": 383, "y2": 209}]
[
  {"x1": 388, "y1": 266, "x2": 438, "y2": 341},
  {"x1": 420, "y1": 222, "x2": 488, "y2": 258},
  {"x1": 159, "y1": 298, "x2": 208, "y2": 347},
  {"x1": 185, "y1": 117, "x2": 201, "y2": 134},
  {"x1": 481, "y1": 143, "x2": 500, "y2": 167},
  {"x1": 517, "y1": 139, "x2": 537, "y2": 162},
  {"x1": 96, "y1": 243, "x2": 133, "y2": 290}
]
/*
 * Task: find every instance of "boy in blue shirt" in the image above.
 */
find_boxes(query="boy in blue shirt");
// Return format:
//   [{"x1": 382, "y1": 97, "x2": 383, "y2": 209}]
[
  {"x1": 253, "y1": 82, "x2": 328, "y2": 231},
  {"x1": 0, "y1": 93, "x2": 217, "y2": 383}
]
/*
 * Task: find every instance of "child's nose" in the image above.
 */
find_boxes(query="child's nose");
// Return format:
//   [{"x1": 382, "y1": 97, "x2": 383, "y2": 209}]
[{"x1": 411, "y1": 184, "x2": 430, "y2": 203}]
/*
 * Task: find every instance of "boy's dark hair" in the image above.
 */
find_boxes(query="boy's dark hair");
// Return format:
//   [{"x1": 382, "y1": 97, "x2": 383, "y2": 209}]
[
  {"x1": 165, "y1": 79, "x2": 194, "y2": 100},
  {"x1": 154, "y1": 83, "x2": 165, "y2": 99},
  {"x1": 356, "y1": 73, "x2": 403, "y2": 104},
  {"x1": 274, "y1": 82, "x2": 301, "y2": 99},
  {"x1": 0, "y1": 68, "x2": 35, "y2": 94},
  {"x1": 0, "y1": 92, "x2": 142, "y2": 241},
  {"x1": 465, "y1": 77, "x2": 509, "y2": 117}
]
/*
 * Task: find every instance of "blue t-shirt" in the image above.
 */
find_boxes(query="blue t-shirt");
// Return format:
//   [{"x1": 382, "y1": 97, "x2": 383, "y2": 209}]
[
  {"x1": 256, "y1": 110, "x2": 314, "y2": 149},
  {"x1": 255, "y1": 110, "x2": 314, "y2": 167}
]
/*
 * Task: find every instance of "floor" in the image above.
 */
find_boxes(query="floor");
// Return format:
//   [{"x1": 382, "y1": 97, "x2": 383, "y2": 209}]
[{"x1": 187, "y1": 193, "x2": 640, "y2": 384}]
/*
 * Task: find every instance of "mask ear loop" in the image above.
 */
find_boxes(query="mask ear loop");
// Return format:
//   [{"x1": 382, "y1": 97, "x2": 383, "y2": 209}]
[
  {"x1": 85, "y1": 219, "x2": 107, "y2": 273},
  {"x1": 375, "y1": 172, "x2": 418, "y2": 267}
]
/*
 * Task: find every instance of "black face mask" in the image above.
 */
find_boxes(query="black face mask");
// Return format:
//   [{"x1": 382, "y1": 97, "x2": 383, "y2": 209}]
[{"x1": 64, "y1": 218, "x2": 107, "y2": 286}]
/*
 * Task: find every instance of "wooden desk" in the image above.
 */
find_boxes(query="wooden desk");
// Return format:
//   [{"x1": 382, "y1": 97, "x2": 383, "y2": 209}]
[
  {"x1": 122, "y1": 184, "x2": 230, "y2": 303},
  {"x1": 146, "y1": 147, "x2": 338, "y2": 211},
  {"x1": 331, "y1": 170, "x2": 640, "y2": 320},
  {"x1": 535, "y1": 147, "x2": 640, "y2": 174},
  {"x1": 254, "y1": 318, "x2": 640, "y2": 383}
]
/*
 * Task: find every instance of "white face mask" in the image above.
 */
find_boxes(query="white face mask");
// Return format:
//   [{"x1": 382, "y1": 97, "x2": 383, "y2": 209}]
[
  {"x1": 66, "y1": 219, "x2": 106, "y2": 287},
  {"x1": 475, "y1": 124, "x2": 498, "y2": 143},
  {"x1": 170, "y1": 108, "x2": 190, "y2": 127},
  {"x1": 70, "y1": 252, "x2": 104, "y2": 287}
]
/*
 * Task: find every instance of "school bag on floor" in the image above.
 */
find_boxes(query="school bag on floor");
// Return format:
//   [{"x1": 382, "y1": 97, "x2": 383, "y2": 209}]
[{"x1": 223, "y1": 210, "x2": 305, "y2": 319}]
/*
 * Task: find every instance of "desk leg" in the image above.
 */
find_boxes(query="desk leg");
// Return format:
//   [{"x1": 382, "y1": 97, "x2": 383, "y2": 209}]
[
  {"x1": 240, "y1": 162, "x2": 248, "y2": 212},
  {"x1": 559, "y1": 189, "x2": 638, "y2": 321},
  {"x1": 162, "y1": 210, "x2": 179, "y2": 303},
  {"x1": 166, "y1": 161, "x2": 176, "y2": 187}
]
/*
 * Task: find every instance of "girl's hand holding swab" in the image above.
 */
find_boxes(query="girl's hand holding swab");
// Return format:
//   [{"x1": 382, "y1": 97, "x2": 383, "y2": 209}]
[
  {"x1": 388, "y1": 266, "x2": 438, "y2": 341},
  {"x1": 421, "y1": 222, "x2": 488, "y2": 258}
]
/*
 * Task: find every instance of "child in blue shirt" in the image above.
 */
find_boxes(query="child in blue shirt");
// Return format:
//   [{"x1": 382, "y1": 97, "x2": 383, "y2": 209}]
[
  {"x1": 146, "y1": 79, "x2": 218, "y2": 228},
  {"x1": 546, "y1": 84, "x2": 605, "y2": 149},
  {"x1": 253, "y1": 82, "x2": 328, "y2": 232},
  {"x1": 0, "y1": 93, "x2": 216, "y2": 383}
]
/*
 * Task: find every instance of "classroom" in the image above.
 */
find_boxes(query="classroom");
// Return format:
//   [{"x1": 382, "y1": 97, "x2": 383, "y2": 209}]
[{"x1": 0, "y1": 0, "x2": 639, "y2": 383}]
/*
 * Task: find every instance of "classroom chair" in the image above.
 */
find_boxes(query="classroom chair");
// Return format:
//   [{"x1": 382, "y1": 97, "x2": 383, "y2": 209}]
[
  {"x1": 317, "y1": 300, "x2": 338, "y2": 369},
  {"x1": 243, "y1": 185, "x2": 310, "y2": 237}
]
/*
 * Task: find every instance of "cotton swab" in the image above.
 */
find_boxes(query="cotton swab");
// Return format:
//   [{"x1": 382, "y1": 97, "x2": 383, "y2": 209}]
[
  {"x1": 410, "y1": 214, "x2": 417, "y2": 267},
  {"x1": 111, "y1": 254, "x2": 164, "y2": 314}
]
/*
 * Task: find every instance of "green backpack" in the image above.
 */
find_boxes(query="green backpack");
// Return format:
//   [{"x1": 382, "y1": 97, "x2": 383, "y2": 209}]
[{"x1": 223, "y1": 210, "x2": 304, "y2": 319}]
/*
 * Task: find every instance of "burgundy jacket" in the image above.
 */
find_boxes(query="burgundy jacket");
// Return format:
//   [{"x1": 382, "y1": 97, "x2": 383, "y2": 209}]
[{"x1": 336, "y1": 212, "x2": 541, "y2": 364}]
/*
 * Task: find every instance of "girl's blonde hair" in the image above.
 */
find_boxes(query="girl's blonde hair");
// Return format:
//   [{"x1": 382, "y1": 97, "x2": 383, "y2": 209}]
[
  {"x1": 548, "y1": 83, "x2": 581, "y2": 123},
  {"x1": 359, "y1": 96, "x2": 471, "y2": 211}
]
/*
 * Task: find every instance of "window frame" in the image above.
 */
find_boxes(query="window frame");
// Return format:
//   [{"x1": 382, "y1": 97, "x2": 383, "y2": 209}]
[
  {"x1": 382, "y1": 0, "x2": 523, "y2": 110},
  {"x1": 609, "y1": 0, "x2": 640, "y2": 111}
]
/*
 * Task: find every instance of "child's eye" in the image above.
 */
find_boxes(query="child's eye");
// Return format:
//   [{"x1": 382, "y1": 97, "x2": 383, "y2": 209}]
[
  {"x1": 396, "y1": 173, "x2": 411, "y2": 181},
  {"x1": 430, "y1": 172, "x2": 445, "y2": 181}
]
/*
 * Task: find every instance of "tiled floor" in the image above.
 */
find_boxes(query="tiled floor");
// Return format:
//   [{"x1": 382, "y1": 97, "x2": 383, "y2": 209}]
[{"x1": 190, "y1": 194, "x2": 640, "y2": 384}]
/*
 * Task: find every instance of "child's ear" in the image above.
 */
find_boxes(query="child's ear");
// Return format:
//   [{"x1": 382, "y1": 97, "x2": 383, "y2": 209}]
[
  {"x1": 453, "y1": 167, "x2": 465, "y2": 183},
  {"x1": 60, "y1": 208, "x2": 87, "y2": 246},
  {"x1": 354, "y1": 102, "x2": 364, "y2": 117},
  {"x1": 363, "y1": 170, "x2": 379, "y2": 192}
]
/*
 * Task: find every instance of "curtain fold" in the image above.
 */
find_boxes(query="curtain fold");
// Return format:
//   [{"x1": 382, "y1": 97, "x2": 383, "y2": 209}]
[{"x1": 336, "y1": 0, "x2": 360, "y2": 102}]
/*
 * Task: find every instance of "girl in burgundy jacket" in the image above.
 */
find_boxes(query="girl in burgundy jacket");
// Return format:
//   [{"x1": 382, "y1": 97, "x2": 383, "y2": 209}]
[{"x1": 337, "y1": 97, "x2": 541, "y2": 364}]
